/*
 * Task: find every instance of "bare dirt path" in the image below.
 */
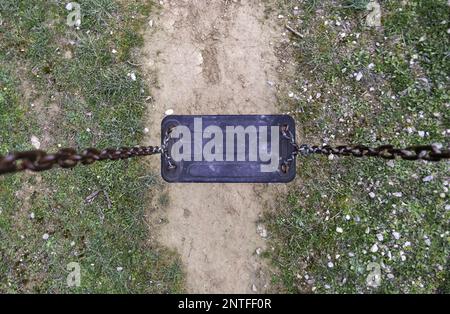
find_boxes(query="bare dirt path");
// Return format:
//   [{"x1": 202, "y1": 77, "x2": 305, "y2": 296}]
[{"x1": 142, "y1": 0, "x2": 284, "y2": 293}]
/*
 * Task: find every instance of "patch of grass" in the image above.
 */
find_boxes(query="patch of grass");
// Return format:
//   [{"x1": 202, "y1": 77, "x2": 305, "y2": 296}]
[
  {"x1": 342, "y1": 0, "x2": 369, "y2": 10},
  {"x1": 0, "y1": 0, "x2": 184, "y2": 293},
  {"x1": 265, "y1": 0, "x2": 449, "y2": 293}
]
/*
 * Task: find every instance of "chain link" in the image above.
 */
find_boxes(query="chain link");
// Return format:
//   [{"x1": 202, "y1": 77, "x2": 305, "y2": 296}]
[
  {"x1": 280, "y1": 124, "x2": 450, "y2": 173},
  {"x1": 161, "y1": 126, "x2": 177, "y2": 170}
]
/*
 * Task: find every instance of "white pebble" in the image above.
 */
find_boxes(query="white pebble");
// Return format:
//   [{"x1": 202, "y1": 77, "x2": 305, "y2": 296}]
[
  {"x1": 328, "y1": 261, "x2": 334, "y2": 268},
  {"x1": 336, "y1": 227, "x2": 343, "y2": 233},
  {"x1": 376, "y1": 233, "x2": 384, "y2": 241},
  {"x1": 31, "y1": 135, "x2": 41, "y2": 149},
  {"x1": 165, "y1": 109, "x2": 174, "y2": 115},
  {"x1": 116, "y1": 267, "x2": 123, "y2": 272},
  {"x1": 392, "y1": 231, "x2": 401, "y2": 240},
  {"x1": 369, "y1": 192, "x2": 376, "y2": 199},
  {"x1": 355, "y1": 72, "x2": 363, "y2": 81},
  {"x1": 370, "y1": 244, "x2": 379, "y2": 253},
  {"x1": 422, "y1": 175, "x2": 434, "y2": 182},
  {"x1": 42, "y1": 233, "x2": 49, "y2": 240}
]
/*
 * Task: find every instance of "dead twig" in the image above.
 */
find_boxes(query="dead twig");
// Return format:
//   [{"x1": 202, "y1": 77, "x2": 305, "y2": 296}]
[
  {"x1": 84, "y1": 190, "x2": 101, "y2": 204},
  {"x1": 126, "y1": 60, "x2": 143, "y2": 67},
  {"x1": 285, "y1": 25, "x2": 303, "y2": 38},
  {"x1": 103, "y1": 190, "x2": 112, "y2": 209}
]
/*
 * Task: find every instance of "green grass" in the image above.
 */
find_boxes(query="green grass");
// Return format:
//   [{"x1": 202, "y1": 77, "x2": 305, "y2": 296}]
[
  {"x1": 0, "y1": 0, "x2": 184, "y2": 293},
  {"x1": 265, "y1": 0, "x2": 449, "y2": 293}
]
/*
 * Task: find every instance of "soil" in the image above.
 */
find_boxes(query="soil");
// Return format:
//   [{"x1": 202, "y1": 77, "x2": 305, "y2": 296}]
[{"x1": 142, "y1": 0, "x2": 286, "y2": 293}]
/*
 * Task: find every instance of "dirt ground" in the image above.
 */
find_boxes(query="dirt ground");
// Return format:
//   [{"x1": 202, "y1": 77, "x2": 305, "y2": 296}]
[{"x1": 142, "y1": 0, "x2": 286, "y2": 293}]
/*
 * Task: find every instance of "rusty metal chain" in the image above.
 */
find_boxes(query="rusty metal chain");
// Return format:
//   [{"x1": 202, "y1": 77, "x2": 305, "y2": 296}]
[
  {"x1": 0, "y1": 127, "x2": 178, "y2": 175},
  {"x1": 0, "y1": 146, "x2": 162, "y2": 175},
  {"x1": 1, "y1": 124, "x2": 449, "y2": 176},
  {"x1": 280, "y1": 124, "x2": 450, "y2": 173}
]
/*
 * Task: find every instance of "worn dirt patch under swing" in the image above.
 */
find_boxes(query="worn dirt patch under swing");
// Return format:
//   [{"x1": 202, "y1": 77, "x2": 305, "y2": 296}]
[{"x1": 142, "y1": 0, "x2": 286, "y2": 293}]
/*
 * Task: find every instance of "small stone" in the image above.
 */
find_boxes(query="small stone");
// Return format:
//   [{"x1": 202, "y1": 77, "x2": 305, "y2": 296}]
[
  {"x1": 328, "y1": 154, "x2": 335, "y2": 160},
  {"x1": 66, "y1": 3, "x2": 73, "y2": 10},
  {"x1": 418, "y1": 130, "x2": 425, "y2": 137},
  {"x1": 130, "y1": 73, "x2": 137, "y2": 81},
  {"x1": 422, "y1": 175, "x2": 434, "y2": 182},
  {"x1": 369, "y1": 192, "x2": 376, "y2": 199},
  {"x1": 251, "y1": 284, "x2": 257, "y2": 292},
  {"x1": 424, "y1": 239, "x2": 431, "y2": 246},
  {"x1": 42, "y1": 233, "x2": 49, "y2": 240},
  {"x1": 256, "y1": 248, "x2": 262, "y2": 255},
  {"x1": 143, "y1": 128, "x2": 149, "y2": 134},
  {"x1": 387, "y1": 274, "x2": 395, "y2": 279},
  {"x1": 392, "y1": 231, "x2": 401, "y2": 240},
  {"x1": 336, "y1": 227, "x2": 343, "y2": 233},
  {"x1": 165, "y1": 109, "x2": 174, "y2": 115},
  {"x1": 30, "y1": 212, "x2": 35, "y2": 219},
  {"x1": 148, "y1": 19, "x2": 154, "y2": 27},
  {"x1": 387, "y1": 160, "x2": 395, "y2": 168},
  {"x1": 370, "y1": 244, "x2": 379, "y2": 253},
  {"x1": 116, "y1": 267, "x2": 123, "y2": 272},
  {"x1": 328, "y1": 261, "x2": 334, "y2": 268},
  {"x1": 376, "y1": 233, "x2": 384, "y2": 241},
  {"x1": 70, "y1": 241, "x2": 76, "y2": 247},
  {"x1": 393, "y1": 192, "x2": 403, "y2": 197},
  {"x1": 112, "y1": 49, "x2": 117, "y2": 54},
  {"x1": 31, "y1": 135, "x2": 41, "y2": 149},
  {"x1": 257, "y1": 225, "x2": 268, "y2": 238},
  {"x1": 355, "y1": 72, "x2": 363, "y2": 81},
  {"x1": 345, "y1": 214, "x2": 351, "y2": 221}
]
